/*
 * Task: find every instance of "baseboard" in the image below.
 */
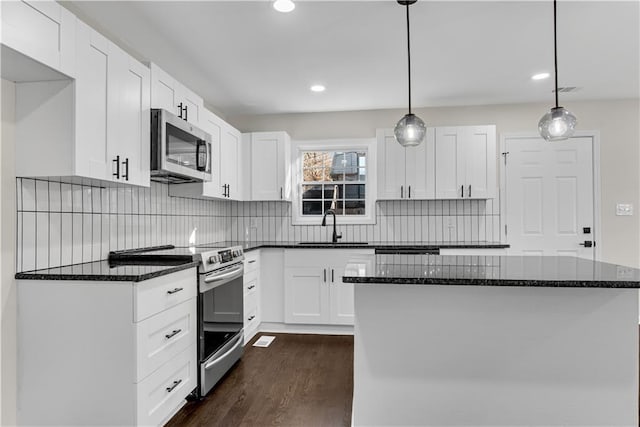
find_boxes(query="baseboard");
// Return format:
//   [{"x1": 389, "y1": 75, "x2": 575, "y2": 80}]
[{"x1": 258, "y1": 322, "x2": 354, "y2": 336}]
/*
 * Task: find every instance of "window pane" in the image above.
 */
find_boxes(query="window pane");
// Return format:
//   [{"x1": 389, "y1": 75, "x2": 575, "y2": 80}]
[
  {"x1": 303, "y1": 152, "x2": 332, "y2": 170},
  {"x1": 302, "y1": 201, "x2": 323, "y2": 215},
  {"x1": 324, "y1": 184, "x2": 339, "y2": 199},
  {"x1": 344, "y1": 184, "x2": 365, "y2": 199},
  {"x1": 329, "y1": 152, "x2": 360, "y2": 181},
  {"x1": 303, "y1": 167, "x2": 325, "y2": 182},
  {"x1": 327, "y1": 200, "x2": 343, "y2": 215},
  {"x1": 302, "y1": 185, "x2": 323, "y2": 199},
  {"x1": 344, "y1": 200, "x2": 365, "y2": 215}
]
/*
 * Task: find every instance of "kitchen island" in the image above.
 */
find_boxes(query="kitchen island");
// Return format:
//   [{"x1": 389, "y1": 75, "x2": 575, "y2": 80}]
[{"x1": 343, "y1": 255, "x2": 640, "y2": 426}]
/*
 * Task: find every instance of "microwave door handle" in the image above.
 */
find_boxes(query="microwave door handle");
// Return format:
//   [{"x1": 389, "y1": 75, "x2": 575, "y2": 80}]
[{"x1": 196, "y1": 140, "x2": 206, "y2": 172}]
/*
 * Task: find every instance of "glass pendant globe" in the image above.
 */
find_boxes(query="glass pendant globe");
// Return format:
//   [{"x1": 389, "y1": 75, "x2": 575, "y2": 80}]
[
  {"x1": 394, "y1": 113, "x2": 426, "y2": 147},
  {"x1": 538, "y1": 106, "x2": 577, "y2": 142}
]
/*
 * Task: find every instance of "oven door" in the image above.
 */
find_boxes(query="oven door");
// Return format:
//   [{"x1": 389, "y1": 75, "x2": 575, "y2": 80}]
[{"x1": 198, "y1": 262, "x2": 244, "y2": 396}]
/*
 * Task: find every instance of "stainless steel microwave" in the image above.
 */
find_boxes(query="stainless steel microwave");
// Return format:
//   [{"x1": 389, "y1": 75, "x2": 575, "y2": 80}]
[{"x1": 151, "y1": 109, "x2": 212, "y2": 183}]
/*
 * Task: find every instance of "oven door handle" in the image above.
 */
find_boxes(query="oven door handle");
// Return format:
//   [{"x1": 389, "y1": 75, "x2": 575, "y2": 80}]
[
  {"x1": 203, "y1": 331, "x2": 244, "y2": 370},
  {"x1": 203, "y1": 265, "x2": 244, "y2": 284}
]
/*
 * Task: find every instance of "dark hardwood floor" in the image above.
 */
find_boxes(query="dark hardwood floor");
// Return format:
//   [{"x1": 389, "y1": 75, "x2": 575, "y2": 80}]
[{"x1": 167, "y1": 334, "x2": 354, "y2": 427}]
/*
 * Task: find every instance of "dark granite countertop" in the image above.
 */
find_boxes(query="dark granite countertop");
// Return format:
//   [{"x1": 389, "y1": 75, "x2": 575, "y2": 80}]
[
  {"x1": 220, "y1": 240, "x2": 509, "y2": 252},
  {"x1": 15, "y1": 259, "x2": 198, "y2": 282},
  {"x1": 342, "y1": 254, "x2": 640, "y2": 288}
]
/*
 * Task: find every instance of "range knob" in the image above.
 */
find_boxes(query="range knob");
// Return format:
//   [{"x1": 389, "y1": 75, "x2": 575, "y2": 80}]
[{"x1": 209, "y1": 255, "x2": 218, "y2": 264}]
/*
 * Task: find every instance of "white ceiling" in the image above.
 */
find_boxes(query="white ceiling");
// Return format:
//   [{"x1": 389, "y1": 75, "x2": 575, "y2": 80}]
[{"x1": 63, "y1": 0, "x2": 639, "y2": 116}]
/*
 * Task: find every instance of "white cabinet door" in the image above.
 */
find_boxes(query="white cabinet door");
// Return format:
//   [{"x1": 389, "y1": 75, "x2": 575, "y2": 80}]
[
  {"x1": 377, "y1": 128, "x2": 435, "y2": 200},
  {"x1": 434, "y1": 126, "x2": 464, "y2": 199},
  {"x1": 150, "y1": 63, "x2": 180, "y2": 116},
  {"x1": 435, "y1": 125, "x2": 496, "y2": 199},
  {"x1": 328, "y1": 263, "x2": 354, "y2": 325},
  {"x1": 464, "y1": 125, "x2": 496, "y2": 199},
  {"x1": 377, "y1": 129, "x2": 406, "y2": 199},
  {"x1": 248, "y1": 131, "x2": 291, "y2": 201},
  {"x1": 150, "y1": 63, "x2": 203, "y2": 126},
  {"x1": 284, "y1": 266, "x2": 330, "y2": 324},
  {"x1": 405, "y1": 127, "x2": 436, "y2": 199},
  {"x1": 220, "y1": 123, "x2": 242, "y2": 200},
  {"x1": 1, "y1": 1, "x2": 76, "y2": 76},
  {"x1": 109, "y1": 48, "x2": 150, "y2": 187},
  {"x1": 75, "y1": 20, "x2": 110, "y2": 181}
]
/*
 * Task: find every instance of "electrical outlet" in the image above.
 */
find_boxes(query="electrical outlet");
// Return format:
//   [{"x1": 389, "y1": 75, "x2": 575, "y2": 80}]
[
  {"x1": 616, "y1": 203, "x2": 633, "y2": 216},
  {"x1": 616, "y1": 266, "x2": 635, "y2": 280}
]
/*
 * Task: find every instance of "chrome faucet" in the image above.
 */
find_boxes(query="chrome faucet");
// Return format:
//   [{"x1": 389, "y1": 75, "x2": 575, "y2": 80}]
[{"x1": 321, "y1": 210, "x2": 342, "y2": 243}]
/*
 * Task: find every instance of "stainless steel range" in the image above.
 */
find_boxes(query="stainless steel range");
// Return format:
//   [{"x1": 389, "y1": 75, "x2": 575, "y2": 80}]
[
  {"x1": 109, "y1": 244, "x2": 245, "y2": 399},
  {"x1": 194, "y1": 245, "x2": 245, "y2": 397}
]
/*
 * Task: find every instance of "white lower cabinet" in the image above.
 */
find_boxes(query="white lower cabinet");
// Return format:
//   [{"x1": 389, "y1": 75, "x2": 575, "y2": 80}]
[
  {"x1": 243, "y1": 250, "x2": 261, "y2": 343},
  {"x1": 17, "y1": 267, "x2": 197, "y2": 426},
  {"x1": 284, "y1": 249, "x2": 373, "y2": 326}
]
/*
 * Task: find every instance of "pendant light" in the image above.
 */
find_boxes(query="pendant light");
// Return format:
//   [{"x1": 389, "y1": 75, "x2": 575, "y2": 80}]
[
  {"x1": 538, "y1": 0, "x2": 577, "y2": 141},
  {"x1": 394, "y1": 0, "x2": 426, "y2": 147}
]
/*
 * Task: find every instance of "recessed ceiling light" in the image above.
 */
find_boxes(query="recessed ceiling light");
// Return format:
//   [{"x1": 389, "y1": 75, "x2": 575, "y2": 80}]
[
  {"x1": 531, "y1": 72, "x2": 550, "y2": 81},
  {"x1": 310, "y1": 84, "x2": 326, "y2": 93},
  {"x1": 273, "y1": 0, "x2": 295, "y2": 13}
]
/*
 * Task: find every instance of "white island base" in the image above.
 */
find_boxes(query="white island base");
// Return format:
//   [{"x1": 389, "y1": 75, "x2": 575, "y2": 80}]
[{"x1": 353, "y1": 284, "x2": 638, "y2": 426}]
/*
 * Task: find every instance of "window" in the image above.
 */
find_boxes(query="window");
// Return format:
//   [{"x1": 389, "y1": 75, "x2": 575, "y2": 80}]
[{"x1": 292, "y1": 139, "x2": 376, "y2": 225}]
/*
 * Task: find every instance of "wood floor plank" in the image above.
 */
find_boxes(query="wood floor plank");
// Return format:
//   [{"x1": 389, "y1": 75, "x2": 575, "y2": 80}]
[{"x1": 166, "y1": 333, "x2": 354, "y2": 427}]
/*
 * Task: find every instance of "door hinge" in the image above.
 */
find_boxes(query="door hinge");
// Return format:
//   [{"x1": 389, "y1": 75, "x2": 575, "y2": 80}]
[{"x1": 501, "y1": 151, "x2": 509, "y2": 165}]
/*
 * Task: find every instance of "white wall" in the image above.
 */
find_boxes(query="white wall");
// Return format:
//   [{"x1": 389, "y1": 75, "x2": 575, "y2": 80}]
[
  {"x1": 1, "y1": 78, "x2": 17, "y2": 425},
  {"x1": 229, "y1": 99, "x2": 640, "y2": 268}
]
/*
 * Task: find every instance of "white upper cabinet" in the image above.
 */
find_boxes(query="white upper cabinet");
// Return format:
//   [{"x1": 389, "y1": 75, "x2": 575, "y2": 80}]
[
  {"x1": 1, "y1": 1, "x2": 76, "y2": 77},
  {"x1": 15, "y1": 19, "x2": 150, "y2": 187},
  {"x1": 244, "y1": 131, "x2": 291, "y2": 201},
  {"x1": 434, "y1": 125, "x2": 496, "y2": 199},
  {"x1": 150, "y1": 63, "x2": 203, "y2": 126},
  {"x1": 377, "y1": 128, "x2": 435, "y2": 200},
  {"x1": 220, "y1": 122, "x2": 242, "y2": 200}
]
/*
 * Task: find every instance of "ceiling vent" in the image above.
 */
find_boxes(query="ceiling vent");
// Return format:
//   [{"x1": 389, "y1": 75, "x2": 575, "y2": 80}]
[{"x1": 553, "y1": 87, "x2": 581, "y2": 93}]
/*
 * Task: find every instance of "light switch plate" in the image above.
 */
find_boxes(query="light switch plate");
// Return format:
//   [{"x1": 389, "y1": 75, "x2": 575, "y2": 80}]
[{"x1": 616, "y1": 203, "x2": 633, "y2": 216}]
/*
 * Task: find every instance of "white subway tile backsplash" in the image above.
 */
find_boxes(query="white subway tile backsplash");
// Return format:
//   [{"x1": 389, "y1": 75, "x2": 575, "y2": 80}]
[
  {"x1": 22, "y1": 212, "x2": 36, "y2": 271},
  {"x1": 22, "y1": 180, "x2": 36, "y2": 211},
  {"x1": 36, "y1": 212, "x2": 49, "y2": 269},
  {"x1": 36, "y1": 181, "x2": 48, "y2": 212}
]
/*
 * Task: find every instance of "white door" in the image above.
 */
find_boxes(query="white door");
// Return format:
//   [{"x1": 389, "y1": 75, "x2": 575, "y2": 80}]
[
  {"x1": 504, "y1": 135, "x2": 595, "y2": 259},
  {"x1": 250, "y1": 132, "x2": 284, "y2": 201}
]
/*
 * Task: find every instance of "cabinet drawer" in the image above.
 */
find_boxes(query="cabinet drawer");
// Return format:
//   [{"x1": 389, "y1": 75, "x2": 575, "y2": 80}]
[
  {"x1": 244, "y1": 305, "x2": 259, "y2": 332},
  {"x1": 244, "y1": 251, "x2": 260, "y2": 274},
  {"x1": 135, "y1": 298, "x2": 196, "y2": 382},
  {"x1": 134, "y1": 268, "x2": 196, "y2": 322},
  {"x1": 244, "y1": 289, "x2": 257, "y2": 313},
  {"x1": 244, "y1": 271, "x2": 258, "y2": 295},
  {"x1": 136, "y1": 346, "x2": 197, "y2": 427}
]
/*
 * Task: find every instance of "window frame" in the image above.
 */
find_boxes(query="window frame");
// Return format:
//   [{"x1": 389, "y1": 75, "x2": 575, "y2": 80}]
[{"x1": 291, "y1": 138, "x2": 377, "y2": 225}]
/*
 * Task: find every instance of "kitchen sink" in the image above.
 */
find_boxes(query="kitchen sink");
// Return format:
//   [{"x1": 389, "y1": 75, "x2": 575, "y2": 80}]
[{"x1": 297, "y1": 242, "x2": 369, "y2": 246}]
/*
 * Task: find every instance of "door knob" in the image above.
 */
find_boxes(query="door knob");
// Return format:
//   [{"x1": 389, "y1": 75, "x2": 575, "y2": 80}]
[{"x1": 579, "y1": 241, "x2": 593, "y2": 248}]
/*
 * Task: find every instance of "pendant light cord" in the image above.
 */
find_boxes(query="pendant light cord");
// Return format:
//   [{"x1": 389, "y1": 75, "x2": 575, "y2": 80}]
[
  {"x1": 406, "y1": 2, "x2": 412, "y2": 114},
  {"x1": 553, "y1": 0, "x2": 559, "y2": 108}
]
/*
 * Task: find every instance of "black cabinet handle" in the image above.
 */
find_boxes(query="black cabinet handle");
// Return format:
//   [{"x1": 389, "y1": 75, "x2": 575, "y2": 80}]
[
  {"x1": 227, "y1": 184, "x2": 230, "y2": 198},
  {"x1": 400, "y1": 185, "x2": 404, "y2": 199},
  {"x1": 408, "y1": 185, "x2": 411, "y2": 199},
  {"x1": 248, "y1": 284, "x2": 255, "y2": 290},
  {"x1": 112, "y1": 155, "x2": 120, "y2": 179},
  {"x1": 122, "y1": 158, "x2": 129, "y2": 181},
  {"x1": 177, "y1": 103, "x2": 183, "y2": 119},
  {"x1": 167, "y1": 287, "x2": 183, "y2": 295},
  {"x1": 331, "y1": 269, "x2": 334, "y2": 283},
  {"x1": 184, "y1": 105, "x2": 188, "y2": 121},
  {"x1": 468, "y1": 185, "x2": 471, "y2": 198},
  {"x1": 280, "y1": 187, "x2": 283, "y2": 199},
  {"x1": 323, "y1": 268, "x2": 327, "y2": 283},
  {"x1": 248, "y1": 315, "x2": 255, "y2": 321},
  {"x1": 461, "y1": 185, "x2": 464, "y2": 198},
  {"x1": 165, "y1": 329, "x2": 182, "y2": 339},
  {"x1": 166, "y1": 379, "x2": 182, "y2": 393}
]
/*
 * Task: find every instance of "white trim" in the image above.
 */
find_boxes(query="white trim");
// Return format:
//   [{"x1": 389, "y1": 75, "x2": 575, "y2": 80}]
[
  {"x1": 291, "y1": 138, "x2": 377, "y2": 226},
  {"x1": 258, "y1": 321, "x2": 354, "y2": 336},
  {"x1": 499, "y1": 131, "x2": 602, "y2": 260}
]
